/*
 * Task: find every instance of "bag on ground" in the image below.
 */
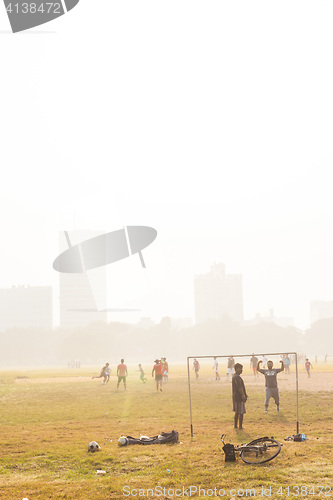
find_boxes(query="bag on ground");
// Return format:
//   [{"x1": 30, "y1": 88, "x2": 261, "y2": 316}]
[
  {"x1": 120, "y1": 430, "x2": 179, "y2": 446},
  {"x1": 223, "y1": 443, "x2": 236, "y2": 462}
]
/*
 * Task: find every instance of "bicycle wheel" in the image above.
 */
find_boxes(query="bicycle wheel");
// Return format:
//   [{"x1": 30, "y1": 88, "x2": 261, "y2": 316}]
[{"x1": 240, "y1": 437, "x2": 281, "y2": 464}]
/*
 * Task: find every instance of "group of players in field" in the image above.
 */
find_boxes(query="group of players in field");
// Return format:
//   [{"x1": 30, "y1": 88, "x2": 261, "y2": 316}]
[
  {"x1": 92, "y1": 358, "x2": 169, "y2": 391},
  {"x1": 193, "y1": 355, "x2": 238, "y2": 380},
  {"x1": 92, "y1": 353, "x2": 314, "y2": 400},
  {"x1": 193, "y1": 353, "x2": 314, "y2": 380}
]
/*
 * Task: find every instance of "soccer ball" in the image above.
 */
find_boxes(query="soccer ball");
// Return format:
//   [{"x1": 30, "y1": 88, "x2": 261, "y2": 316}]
[
  {"x1": 88, "y1": 441, "x2": 100, "y2": 452},
  {"x1": 118, "y1": 436, "x2": 128, "y2": 446}
]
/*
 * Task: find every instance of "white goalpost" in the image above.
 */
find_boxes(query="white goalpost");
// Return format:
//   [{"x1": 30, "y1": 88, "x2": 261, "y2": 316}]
[{"x1": 187, "y1": 351, "x2": 299, "y2": 437}]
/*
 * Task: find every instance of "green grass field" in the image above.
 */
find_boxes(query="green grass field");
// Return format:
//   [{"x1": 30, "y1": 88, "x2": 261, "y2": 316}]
[{"x1": 0, "y1": 364, "x2": 332, "y2": 499}]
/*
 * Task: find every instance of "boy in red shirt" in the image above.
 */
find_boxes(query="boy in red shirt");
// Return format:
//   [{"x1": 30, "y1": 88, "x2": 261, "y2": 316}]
[{"x1": 152, "y1": 359, "x2": 163, "y2": 392}]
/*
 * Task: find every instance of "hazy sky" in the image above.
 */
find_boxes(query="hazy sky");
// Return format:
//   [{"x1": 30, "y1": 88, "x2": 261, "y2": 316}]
[{"x1": 1, "y1": 1, "x2": 333, "y2": 329}]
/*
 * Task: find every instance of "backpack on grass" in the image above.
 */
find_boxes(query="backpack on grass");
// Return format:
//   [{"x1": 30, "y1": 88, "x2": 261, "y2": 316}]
[{"x1": 222, "y1": 443, "x2": 236, "y2": 462}]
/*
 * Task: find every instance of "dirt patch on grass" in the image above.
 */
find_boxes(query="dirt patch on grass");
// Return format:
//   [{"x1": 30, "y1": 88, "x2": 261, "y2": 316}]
[
  {"x1": 15, "y1": 377, "x2": 93, "y2": 384},
  {"x1": 14, "y1": 371, "x2": 333, "y2": 392}
]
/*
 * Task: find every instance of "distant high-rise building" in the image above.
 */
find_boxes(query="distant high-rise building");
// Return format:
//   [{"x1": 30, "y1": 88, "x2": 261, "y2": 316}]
[
  {"x1": 310, "y1": 300, "x2": 333, "y2": 325},
  {"x1": 0, "y1": 285, "x2": 53, "y2": 331},
  {"x1": 194, "y1": 263, "x2": 243, "y2": 324},
  {"x1": 59, "y1": 230, "x2": 107, "y2": 329}
]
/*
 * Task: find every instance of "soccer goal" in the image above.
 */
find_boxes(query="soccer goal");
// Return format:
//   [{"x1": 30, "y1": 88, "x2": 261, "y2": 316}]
[{"x1": 187, "y1": 352, "x2": 299, "y2": 437}]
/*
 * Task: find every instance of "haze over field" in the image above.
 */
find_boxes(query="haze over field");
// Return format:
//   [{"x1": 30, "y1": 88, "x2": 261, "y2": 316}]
[
  {"x1": 1, "y1": 1, "x2": 333, "y2": 334},
  {"x1": 0, "y1": 316, "x2": 332, "y2": 367}
]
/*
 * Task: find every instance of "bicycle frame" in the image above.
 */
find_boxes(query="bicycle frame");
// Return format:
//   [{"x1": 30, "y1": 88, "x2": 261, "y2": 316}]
[{"x1": 220, "y1": 434, "x2": 282, "y2": 464}]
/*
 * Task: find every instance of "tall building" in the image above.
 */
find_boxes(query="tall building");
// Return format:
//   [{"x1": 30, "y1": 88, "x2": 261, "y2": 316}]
[
  {"x1": 59, "y1": 230, "x2": 107, "y2": 329},
  {"x1": 0, "y1": 285, "x2": 53, "y2": 331},
  {"x1": 194, "y1": 263, "x2": 243, "y2": 324},
  {"x1": 310, "y1": 300, "x2": 333, "y2": 325}
]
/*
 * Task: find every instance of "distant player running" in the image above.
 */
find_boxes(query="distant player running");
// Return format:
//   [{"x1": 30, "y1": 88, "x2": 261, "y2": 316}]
[
  {"x1": 92, "y1": 363, "x2": 110, "y2": 384},
  {"x1": 162, "y1": 357, "x2": 169, "y2": 383},
  {"x1": 226, "y1": 356, "x2": 235, "y2": 380},
  {"x1": 305, "y1": 358, "x2": 313, "y2": 378},
  {"x1": 138, "y1": 364, "x2": 147, "y2": 383},
  {"x1": 262, "y1": 355, "x2": 268, "y2": 369},
  {"x1": 250, "y1": 354, "x2": 258, "y2": 377},
  {"x1": 213, "y1": 356, "x2": 220, "y2": 380},
  {"x1": 284, "y1": 355, "x2": 291, "y2": 374},
  {"x1": 193, "y1": 359, "x2": 200, "y2": 379},
  {"x1": 105, "y1": 364, "x2": 111, "y2": 383},
  {"x1": 257, "y1": 359, "x2": 284, "y2": 413}
]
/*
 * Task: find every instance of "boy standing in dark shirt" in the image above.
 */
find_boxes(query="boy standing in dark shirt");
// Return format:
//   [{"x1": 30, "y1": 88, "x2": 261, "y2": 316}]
[{"x1": 232, "y1": 363, "x2": 247, "y2": 430}]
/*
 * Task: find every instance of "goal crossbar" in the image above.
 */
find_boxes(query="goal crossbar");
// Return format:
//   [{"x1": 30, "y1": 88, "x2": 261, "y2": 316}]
[{"x1": 187, "y1": 352, "x2": 299, "y2": 437}]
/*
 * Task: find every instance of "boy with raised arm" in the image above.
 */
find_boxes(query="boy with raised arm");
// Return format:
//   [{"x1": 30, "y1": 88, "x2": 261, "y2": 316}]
[{"x1": 257, "y1": 358, "x2": 284, "y2": 412}]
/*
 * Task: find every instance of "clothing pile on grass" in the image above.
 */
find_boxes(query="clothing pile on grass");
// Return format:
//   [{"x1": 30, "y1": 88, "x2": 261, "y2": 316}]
[{"x1": 118, "y1": 430, "x2": 179, "y2": 446}]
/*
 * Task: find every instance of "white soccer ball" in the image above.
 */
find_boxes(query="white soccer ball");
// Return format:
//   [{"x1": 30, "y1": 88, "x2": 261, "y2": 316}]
[
  {"x1": 88, "y1": 441, "x2": 100, "y2": 452},
  {"x1": 118, "y1": 436, "x2": 128, "y2": 446}
]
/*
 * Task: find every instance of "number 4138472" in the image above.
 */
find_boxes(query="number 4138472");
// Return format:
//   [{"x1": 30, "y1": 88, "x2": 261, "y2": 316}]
[
  {"x1": 6, "y1": 3, "x2": 61, "y2": 14},
  {"x1": 276, "y1": 486, "x2": 331, "y2": 496}
]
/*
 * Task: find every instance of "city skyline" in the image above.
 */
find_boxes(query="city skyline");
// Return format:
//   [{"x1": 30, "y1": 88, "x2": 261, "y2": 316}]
[
  {"x1": 2, "y1": 255, "x2": 333, "y2": 331},
  {"x1": 1, "y1": 1, "x2": 333, "y2": 332}
]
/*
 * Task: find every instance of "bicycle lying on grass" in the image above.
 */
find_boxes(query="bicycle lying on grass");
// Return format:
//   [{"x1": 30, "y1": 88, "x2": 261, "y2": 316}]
[{"x1": 221, "y1": 434, "x2": 282, "y2": 464}]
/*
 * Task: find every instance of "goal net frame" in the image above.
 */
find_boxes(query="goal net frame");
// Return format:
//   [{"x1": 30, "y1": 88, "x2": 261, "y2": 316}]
[{"x1": 187, "y1": 351, "x2": 299, "y2": 437}]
